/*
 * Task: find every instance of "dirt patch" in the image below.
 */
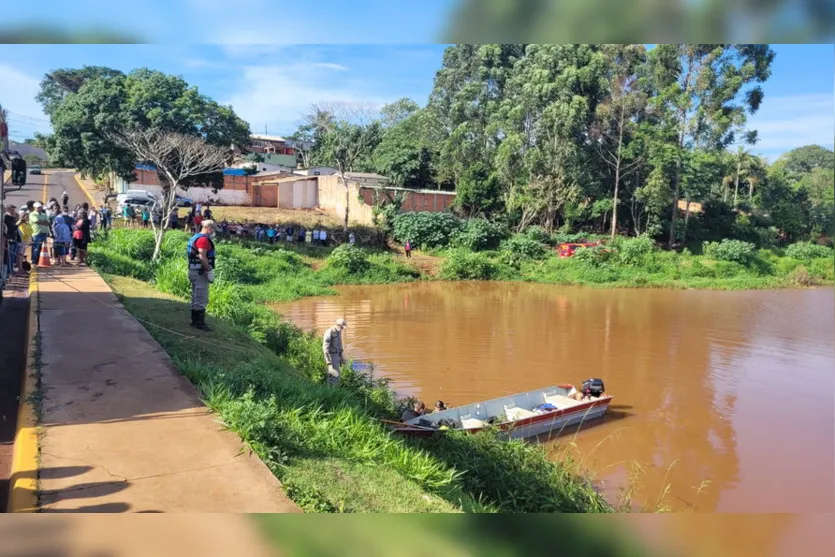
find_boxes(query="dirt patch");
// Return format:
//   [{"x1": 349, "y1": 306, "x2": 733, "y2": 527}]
[{"x1": 208, "y1": 206, "x2": 344, "y2": 229}]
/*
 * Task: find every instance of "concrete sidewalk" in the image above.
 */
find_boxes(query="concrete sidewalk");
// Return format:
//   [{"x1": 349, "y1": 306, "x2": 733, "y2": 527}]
[{"x1": 27, "y1": 265, "x2": 299, "y2": 513}]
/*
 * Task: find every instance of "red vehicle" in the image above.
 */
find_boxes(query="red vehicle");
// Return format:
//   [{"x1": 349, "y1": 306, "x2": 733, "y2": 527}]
[{"x1": 557, "y1": 241, "x2": 599, "y2": 258}]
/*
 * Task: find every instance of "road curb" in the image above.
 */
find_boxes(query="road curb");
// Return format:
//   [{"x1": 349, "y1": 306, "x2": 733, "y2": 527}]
[
  {"x1": 7, "y1": 270, "x2": 40, "y2": 513},
  {"x1": 73, "y1": 173, "x2": 98, "y2": 207}
]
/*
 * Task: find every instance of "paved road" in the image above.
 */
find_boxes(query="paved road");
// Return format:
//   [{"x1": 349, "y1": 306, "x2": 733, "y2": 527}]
[{"x1": 2, "y1": 170, "x2": 95, "y2": 212}]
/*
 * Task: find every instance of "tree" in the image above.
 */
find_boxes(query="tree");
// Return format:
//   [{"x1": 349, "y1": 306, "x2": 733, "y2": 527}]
[
  {"x1": 36, "y1": 66, "x2": 124, "y2": 117},
  {"x1": 724, "y1": 146, "x2": 757, "y2": 208},
  {"x1": 305, "y1": 102, "x2": 382, "y2": 234},
  {"x1": 647, "y1": 44, "x2": 774, "y2": 247},
  {"x1": 244, "y1": 152, "x2": 265, "y2": 163},
  {"x1": 428, "y1": 44, "x2": 524, "y2": 190},
  {"x1": 108, "y1": 129, "x2": 230, "y2": 259},
  {"x1": 374, "y1": 101, "x2": 435, "y2": 189},
  {"x1": 592, "y1": 44, "x2": 648, "y2": 240},
  {"x1": 39, "y1": 67, "x2": 250, "y2": 183},
  {"x1": 777, "y1": 145, "x2": 834, "y2": 180},
  {"x1": 497, "y1": 44, "x2": 609, "y2": 231}
]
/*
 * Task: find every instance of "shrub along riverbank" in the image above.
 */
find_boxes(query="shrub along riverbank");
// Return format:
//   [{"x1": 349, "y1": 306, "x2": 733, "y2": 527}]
[
  {"x1": 390, "y1": 213, "x2": 834, "y2": 289},
  {"x1": 89, "y1": 229, "x2": 617, "y2": 514},
  {"x1": 87, "y1": 227, "x2": 831, "y2": 513}
]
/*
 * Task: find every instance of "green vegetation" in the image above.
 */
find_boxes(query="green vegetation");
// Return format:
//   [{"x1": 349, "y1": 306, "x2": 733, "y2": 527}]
[
  {"x1": 296, "y1": 45, "x2": 831, "y2": 253},
  {"x1": 91, "y1": 229, "x2": 619, "y2": 514}
]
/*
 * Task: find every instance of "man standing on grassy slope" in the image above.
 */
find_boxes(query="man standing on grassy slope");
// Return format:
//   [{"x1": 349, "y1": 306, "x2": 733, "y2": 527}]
[
  {"x1": 322, "y1": 318, "x2": 347, "y2": 386},
  {"x1": 186, "y1": 220, "x2": 217, "y2": 331}
]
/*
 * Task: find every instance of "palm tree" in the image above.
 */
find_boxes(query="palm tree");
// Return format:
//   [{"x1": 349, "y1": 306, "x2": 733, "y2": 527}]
[{"x1": 724, "y1": 147, "x2": 757, "y2": 209}]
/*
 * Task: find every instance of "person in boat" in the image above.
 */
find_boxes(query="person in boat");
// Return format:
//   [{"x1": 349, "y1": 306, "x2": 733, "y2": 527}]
[
  {"x1": 401, "y1": 401, "x2": 426, "y2": 422},
  {"x1": 433, "y1": 401, "x2": 447, "y2": 413},
  {"x1": 569, "y1": 378, "x2": 606, "y2": 401}
]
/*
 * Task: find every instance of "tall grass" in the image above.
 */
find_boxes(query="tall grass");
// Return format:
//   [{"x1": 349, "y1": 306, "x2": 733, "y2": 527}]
[{"x1": 92, "y1": 230, "x2": 616, "y2": 513}]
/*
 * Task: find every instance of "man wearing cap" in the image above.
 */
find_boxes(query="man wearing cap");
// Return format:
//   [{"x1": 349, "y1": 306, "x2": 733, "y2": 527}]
[
  {"x1": 322, "y1": 318, "x2": 347, "y2": 386},
  {"x1": 29, "y1": 202, "x2": 50, "y2": 262},
  {"x1": 186, "y1": 219, "x2": 217, "y2": 331}
]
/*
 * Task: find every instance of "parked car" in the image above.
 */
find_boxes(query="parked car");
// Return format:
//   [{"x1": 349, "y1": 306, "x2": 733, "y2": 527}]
[
  {"x1": 174, "y1": 195, "x2": 192, "y2": 207},
  {"x1": 29, "y1": 165, "x2": 41, "y2": 175},
  {"x1": 557, "y1": 241, "x2": 599, "y2": 258},
  {"x1": 117, "y1": 196, "x2": 157, "y2": 216},
  {"x1": 116, "y1": 189, "x2": 154, "y2": 205}
]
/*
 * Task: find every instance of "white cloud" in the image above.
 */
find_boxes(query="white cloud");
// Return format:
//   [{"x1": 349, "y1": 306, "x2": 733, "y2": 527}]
[
  {"x1": 748, "y1": 93, "x2": 835, "y2": 157},
  {"x1": 312, "y1": 63, "x2": 349, "y2": 71},
  {"x1": 223, "y1": 62, "x2": 391, "y2": 134}
]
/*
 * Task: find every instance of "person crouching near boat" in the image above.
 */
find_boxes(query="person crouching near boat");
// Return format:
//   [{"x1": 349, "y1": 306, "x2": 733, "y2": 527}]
[
  {"x1": 401, "y1": 401, "x2": 426, "y2": 422},
  {"x1": 433, "y1": 401, "x2": 447, "y2": 413}
]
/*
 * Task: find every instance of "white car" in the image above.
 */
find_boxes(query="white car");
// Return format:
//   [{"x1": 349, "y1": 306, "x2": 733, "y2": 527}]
[{"x1": 116, "y1": 189, "x2": 154, "y2": 205}]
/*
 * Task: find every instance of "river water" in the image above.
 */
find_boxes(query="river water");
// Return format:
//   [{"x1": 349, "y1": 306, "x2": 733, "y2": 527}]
[{"x1": 272, "y1": 282, "x2": 834, "y2": 515}]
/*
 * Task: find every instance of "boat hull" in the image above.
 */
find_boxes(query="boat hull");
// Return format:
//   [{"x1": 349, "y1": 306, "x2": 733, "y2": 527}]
[{"x1": 394, "y1": 392, "x2": 612, "y2": 440}]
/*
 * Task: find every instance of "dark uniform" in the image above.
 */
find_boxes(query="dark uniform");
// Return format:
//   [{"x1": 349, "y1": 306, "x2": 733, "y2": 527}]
[{"x1": 186, "y1": 231, "x2": 215, "y2": 330}]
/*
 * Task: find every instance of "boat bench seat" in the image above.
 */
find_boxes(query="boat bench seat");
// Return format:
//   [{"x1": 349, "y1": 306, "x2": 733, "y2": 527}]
[
  {"x1": 505, "y1": 407, "x2": 537, "y2": 421},
  {"x1": 545, "y1": 395, "x2": 583, "y2": 409},
  {"x1": 461, "y1": 417, "x2": 485, "y2": 429}
]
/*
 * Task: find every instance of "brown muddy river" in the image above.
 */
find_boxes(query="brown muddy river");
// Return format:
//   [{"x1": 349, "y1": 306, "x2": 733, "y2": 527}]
[{"x1": 272, "y1": 282, "x2": 834, "y2": 515}]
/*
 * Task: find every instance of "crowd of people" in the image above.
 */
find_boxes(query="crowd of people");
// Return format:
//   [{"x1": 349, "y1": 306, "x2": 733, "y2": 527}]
[{"x1": 3, "y1": 192, "x2": 113, "y2": 275}]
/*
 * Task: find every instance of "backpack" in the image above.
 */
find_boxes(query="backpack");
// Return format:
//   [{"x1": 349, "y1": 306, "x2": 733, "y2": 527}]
[{"x1": 73, "y1": 220, "x2": 84, "y2": 240}]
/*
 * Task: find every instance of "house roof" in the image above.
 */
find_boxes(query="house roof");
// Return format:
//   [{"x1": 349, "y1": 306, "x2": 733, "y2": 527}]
[
  {"x1": 345, "y1": 172, "x2": 390, "y2": 181},
  {"x1": 251, "y1": 134, "x2": 287, "y2": 143}
]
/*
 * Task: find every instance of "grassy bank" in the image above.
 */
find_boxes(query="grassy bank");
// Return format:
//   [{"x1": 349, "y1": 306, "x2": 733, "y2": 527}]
[{"x1": 90, "y1": 229, "x2": 616, "y2": 513}]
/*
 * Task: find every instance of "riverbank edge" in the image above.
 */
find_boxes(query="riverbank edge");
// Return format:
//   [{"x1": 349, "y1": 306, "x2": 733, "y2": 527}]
[
  {"x1": 7, "y1": 271, "x2": 40, "y2": 512},
  {"x1": 98, "y1": 268, "x2": 619, "y2": 514}
]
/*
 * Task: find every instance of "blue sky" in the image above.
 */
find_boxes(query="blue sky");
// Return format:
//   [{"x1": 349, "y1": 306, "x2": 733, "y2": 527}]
[{"x1": 1, "y1": 43, "x2": 832, "y2": 161}]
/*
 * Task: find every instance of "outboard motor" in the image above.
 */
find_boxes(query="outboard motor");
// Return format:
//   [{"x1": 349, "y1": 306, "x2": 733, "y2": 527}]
[{"x1": 581, "y1": 378, "x2": 605, "y2": 398}]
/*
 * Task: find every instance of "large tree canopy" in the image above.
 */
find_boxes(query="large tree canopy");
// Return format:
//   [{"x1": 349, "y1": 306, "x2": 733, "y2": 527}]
[
  {"x1": 287, "y1": 44, "x2": 829, "y2": 246},
  {"x1": 38, "y1": 67, "x2": 251, "y2": 183}
]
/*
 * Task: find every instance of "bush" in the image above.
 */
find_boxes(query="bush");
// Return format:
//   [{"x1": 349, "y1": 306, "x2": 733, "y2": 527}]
[
  {"x1": 613, "y1": 236, "x2": 656, "y2": 266},
  {"x1": 214, "y1": 246, "x2": 258, "y2": 284},
  {"x1": 785, "y1": 242, "x2": 834, "y2": 261},
  {"x1": 327, "y1": 244, "x2": 370, "y2": 274},
  {"x1": 703, "y1": 239, "x2": 757, "y2": 265},
  {"x1": 500, "y1": 235, "x2": 548, "y2": 260},
  {"x1": 439, "y1": 250, "x2": 498, "y2": 280},
  {"x1": 154, "y1": 258, "x2": 191, "y2": 298},
  {"x1": 88, "y1": 248, "x2": 154, "y2": 281},
  {"x1": 451, "y1": 219, "x2": 508, "y2": 251},
  {"x1": 523, "y1": 226, "x2": 552, "y2": 245},
  {"x1": 392, "y1": 212, "x2": 462, "y2": 249},
  {"x1": 573, "y1": 245, "x2": 615, "y2": 267}
]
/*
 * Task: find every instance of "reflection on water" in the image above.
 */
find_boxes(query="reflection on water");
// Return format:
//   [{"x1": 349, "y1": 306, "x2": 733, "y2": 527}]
[{"x1": 272, "y1": 282, "x2": 834, "y2": 514}]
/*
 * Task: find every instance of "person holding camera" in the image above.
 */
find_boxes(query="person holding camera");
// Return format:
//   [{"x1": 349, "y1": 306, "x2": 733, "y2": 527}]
[{"x1": 186, "y1": 220, "x2": 216, "y2": 331}]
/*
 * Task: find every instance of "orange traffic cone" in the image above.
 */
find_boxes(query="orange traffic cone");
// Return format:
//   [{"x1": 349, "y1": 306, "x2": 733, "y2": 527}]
[{"x1": 37, "y1": 241, "x2": 52, "y2": 268}]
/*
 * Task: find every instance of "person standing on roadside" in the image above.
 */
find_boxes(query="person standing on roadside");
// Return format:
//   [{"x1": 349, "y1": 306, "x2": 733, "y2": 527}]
[
  {"x1": 61, "y1": 190, "x2": 69, "y2": 207},
  {"x1": 319, "y1": 228, "x2": 327, "y2": 247},
  {"x1": 16, "y1": 208, "x2": 32, "y2": 269},
  {"x1": 52, "y1": 209, "x2": 72, "y2": 267},
  {"x1": 4, "y1": 205, "x2": 21, "y2": 276},
  {"x1": 404, "y1": 239, "x2": 412, "y2": 258},
  {"x1": 29, "y1": 202, "x2": 50, "y2": 262},
  {"x1": 186, "y1": 220, "x2": 216, "y2": 331},
  {"x1": 322, "y1": 318, "x2": 347, "y2": 386},
  {"x1": 72, "y1": 210, "x2": 91, "y2": 266}
]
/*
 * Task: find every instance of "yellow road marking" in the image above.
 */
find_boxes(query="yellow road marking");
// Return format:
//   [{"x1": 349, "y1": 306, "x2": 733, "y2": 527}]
[
  {"x1": 7, "y1": 272, "x2": 40, "y2": 512},
  {"x1": 73, "y1": 173, "x2": 98, "y2": 207}
]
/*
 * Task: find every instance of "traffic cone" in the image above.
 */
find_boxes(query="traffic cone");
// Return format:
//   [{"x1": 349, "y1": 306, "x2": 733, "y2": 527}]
[{"x1": 37, "y1": 241, "x2": 52, "y2": 268}]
